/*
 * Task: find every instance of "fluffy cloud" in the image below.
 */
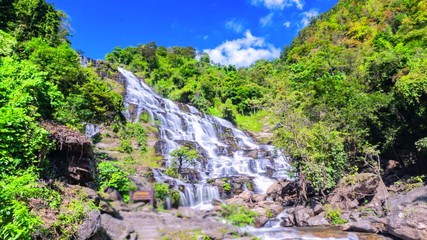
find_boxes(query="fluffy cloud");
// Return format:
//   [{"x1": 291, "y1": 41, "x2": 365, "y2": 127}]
[
  {"x1": 260, "y1": 13, "x2": 274, "y2": 27},
  {"x1": 225, "y1": 19, "x2": 244, "y2": 33},
  {"x1": 252, "y1": 0, "x2": 304, "y2": 10},
  {"x1": 203, "y1": 31, "x2": 280, "y2": 68},
  {"x1": 300, "y1": 9, "x2": 318, "y2": 27},
  {"x1": 283, "y1": 21, "x2": 291, "y2": 28}
]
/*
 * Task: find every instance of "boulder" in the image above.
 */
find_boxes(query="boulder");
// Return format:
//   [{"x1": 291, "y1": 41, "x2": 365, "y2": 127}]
[
  {"x1": 313, "y1": 203, "x2": 324, "y2": 215},
  {"x1": 102, "y1": 187, "x2": 123, "y2": 202},
  {"x1": 252, "y1": 194, "x2": 266, "y2": 202},
  {"x1": 253, "y1": 207, "x2": 269, "y2": 227},
  {"x1": 307, "y1": 212, "x2": 329, "y2": 226},
  {"x1": 343, "y1": 216, "x2": 385, "y2": 234},
  {"x1": 280, "y1": 208, "x2": 295, "y2": 227},
  {"x1": 238, "y1": 190, "x2": 253, "y2": 202},
  {"x1": 384, "y1": 186, "x2": 427, "y2": 240},
  {"x1": 266, "y1": 179, "x2": 289, "y2": 197},
  {"x1": 43, "y1": 122, "x2": 96, "y2": 186},
  {"x1": 294, "y1": 206, "x2": 315, "y2": 226},
  {"x1": 99, "y1": 214, "x2": 136, "y2": 240},
  {"x1": 328, "y1": 173, "x2": 386, "y2": 210},
  {"x1": 176, "y1": 206, "x2": 200, "y2": 219},
  {"x1": 76, "y1": 210, "x2": 102, "y2": 240},
  {"x1": 225, "y1": 197, "x2": 245, "y2": 206}
]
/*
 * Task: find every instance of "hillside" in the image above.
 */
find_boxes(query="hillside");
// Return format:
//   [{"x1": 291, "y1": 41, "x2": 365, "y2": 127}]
[{"x1": 0, "y1": 0, "x2": 426, "y2": 239}]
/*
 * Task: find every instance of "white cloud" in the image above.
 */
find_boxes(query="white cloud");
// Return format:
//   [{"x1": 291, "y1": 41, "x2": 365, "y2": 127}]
[
  {"x1": 225, "y1": 19, "x2": 244, "y2": 33},
  {"x1": 252, "y1": 0, "x2": 304, "y2": 10},
  {"x1": 260, "y1": 13, "x2": 274, "y2": 27},
  {"x1": 300, "y1": 9, "x2": 318, "y2": 27},
  {"x1": 203, "y1": 30, "x2": 280, "y2": 68},
  {"x1": 203, "y1": 35, "x2": 208, "y2": 40},
  {"x1": 283, "y1": 21, "x2": 291, "y2": 28}
]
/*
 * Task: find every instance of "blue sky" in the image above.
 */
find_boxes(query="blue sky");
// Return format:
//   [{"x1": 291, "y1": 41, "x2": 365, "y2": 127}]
[{"x1": 49, "y1": 0, "x2": 337, "y2": 67}]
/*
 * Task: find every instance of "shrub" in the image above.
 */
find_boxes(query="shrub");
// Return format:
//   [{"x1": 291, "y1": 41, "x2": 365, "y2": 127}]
[
  {"x1": 324, "y1": 204, "x2": 347, "y2": 225},
  {"x1": 118, "y1": 139, "x2": 133, "y2": 153},
  {"x1": 0, "y1": 169, "x2": 58, "y2": 240},
  {"x1": 97, "y1": 161, "x2": 131, "y2": 202},
  {"x1": 220, "y1": 204, "x2": 258, "y2": 227}
]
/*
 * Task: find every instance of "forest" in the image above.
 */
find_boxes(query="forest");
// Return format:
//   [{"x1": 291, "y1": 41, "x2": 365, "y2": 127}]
[{"x1": 0, "y1": 0, "x2": 426, "y2": 238}]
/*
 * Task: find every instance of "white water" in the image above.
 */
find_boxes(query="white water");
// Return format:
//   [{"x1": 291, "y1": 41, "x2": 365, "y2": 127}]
[{"x1": 119, "y1": 67, "x2": 290, "y2": 208}]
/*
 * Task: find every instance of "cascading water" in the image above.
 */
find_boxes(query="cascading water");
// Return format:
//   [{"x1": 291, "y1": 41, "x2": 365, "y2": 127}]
[{"x1": 119, "y1": 67, "x2": 290, "y2": 208}]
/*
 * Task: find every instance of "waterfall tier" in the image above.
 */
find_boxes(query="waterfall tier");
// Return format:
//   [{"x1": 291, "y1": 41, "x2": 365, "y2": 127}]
[{"x1": 119, "y1": 67, "x2": 290, "y2": 207}]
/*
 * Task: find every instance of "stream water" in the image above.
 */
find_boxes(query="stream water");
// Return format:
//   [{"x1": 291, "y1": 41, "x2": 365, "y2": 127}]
[{"x1": 117, "y1": 67, "x2": 386, "y2": 240}]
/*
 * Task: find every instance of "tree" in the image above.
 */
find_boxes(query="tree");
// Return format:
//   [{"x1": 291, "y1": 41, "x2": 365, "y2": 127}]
[{"x1": 170, "y1": 146, "x2": 199, "y2": 174}]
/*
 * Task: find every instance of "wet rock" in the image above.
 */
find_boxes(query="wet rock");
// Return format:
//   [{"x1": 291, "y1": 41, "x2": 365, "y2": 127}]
[
  {"x1": 384, "y1": 186, "x2": 427, "y2": 240},
  {"x1": 253, "y1": 207, "x2": 269, "y2": 227},
  {"x1": 307, "y1": 212, "x2": 329, "y2": 226},
  {"x1": 294, "y1": 205, "x2": 315, "y2": 226},
  {"x1": 280, "y1": 208, "x2": 295, "y2": 227}
]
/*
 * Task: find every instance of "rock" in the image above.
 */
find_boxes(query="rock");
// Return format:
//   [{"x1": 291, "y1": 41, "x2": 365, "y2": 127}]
[
  {"x1": 211, "y1": 198, "x2": 223, "y2": 206},
  {"x1": 99, "y1": 214, "x2": 135, "y2": 240},
  {"x1": 384, "y1": 186, "x2": 427, "y2": 240},
  {"x1": 257, "y1": 200, "x2": 276, "y2": 208},
  {"x1": 226, "y1": 197, "x2": 245, "y2": 205},
  {"x1": 313, "y1": 203, "x2": 323, "y2": 215},
  {"x1": 42, "y1": 122, "x2": 96, "y2": 186},
  {"x1": 252, "y1": 194, "x2": 266, "y2": 202},
  {"x1": 307, "y1": 212, "x2": 329, "y2": 226},
  {"x1": 82, "y1": 187, "x2": 100, "y2": 205},
  {"x1": 177, "y1": 206, "x2": 200, "y2": 219},
  {"x1": 130, "y1": 202, "x2": 147, "y2": 211},
  {"x1": 253, "y1": 207, "x2": 269, "y2": 227},
  {"x1": 102, "y1": 187, "x2": 123, "y2": 202},
  {"x1": 328, "y1": 173, "x2": 384, "y2": 210},
  {"x1": 99, "y1": 200, "x2": 118, "y2": 216},
  {"x1": 238, "y1": 190, "x2": 253, "y2": 202},
  {"x1": 266, "y1": 179, "x2": 289, "y2": 196},
  {"x1": 343, "y1": 219, "x2": 380, "y2": 233},
  {"x1": 269, "y1": 204, "x2": 284, "y2": 215},
  {"x1": 294, "y1": 206, "x2": 315, "y2": 226},
  {"x1": 76, "y1": 210, "x2": 102, "y2": 240},
  {"x1": 280, "y1": 208, "x2": 295, "y2": 227}
]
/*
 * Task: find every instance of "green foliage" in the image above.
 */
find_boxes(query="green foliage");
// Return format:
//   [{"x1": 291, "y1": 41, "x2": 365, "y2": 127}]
[
  {"x1": 0, "y1": 31, "x2": 17, "y2": 56},
  {"x1": 118, "y1": 139, "x2": 133, "y2": 153},
  {"x1": 97, "y1": 161, "x2": 131, "y2": 202},
  {"x1": 324, "y1": 204, "x2": 347, "y2": 225},
  {"x1": 0, "y1": 0, "x2": 69, "y2": 45},
  {"x1": 220, "y1": 204, "x2": 258, "y2": 227},
  {"x1": 117, "y1": 122, "x2": 147, "y2": 153},
  {"x1": 154, "y1": 182, "x2": 170, "y2": 210},
  {"x1": 270, "y1": 0, "x2": 427, "y2": 195},
  {"x1": 170, "y1": 190, "x2": 181, "y2": 208},
  {"x1": 223, "y1": 182, "x2": 232, "y2": 192},
  {"x1": 164, "y1": 166, "x2": 179, "y2": 178},
  {"x1": 170, "y1": 146, "x2": 199, "y2": 174},
  {"x1": 0, "y1": 169, "x2": 62, "y2": 240}
]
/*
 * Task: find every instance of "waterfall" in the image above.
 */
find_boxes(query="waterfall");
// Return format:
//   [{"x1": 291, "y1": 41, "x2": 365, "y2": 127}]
[{"x1": 119, "y1": 67, "x2": 290, "y2": 207}]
